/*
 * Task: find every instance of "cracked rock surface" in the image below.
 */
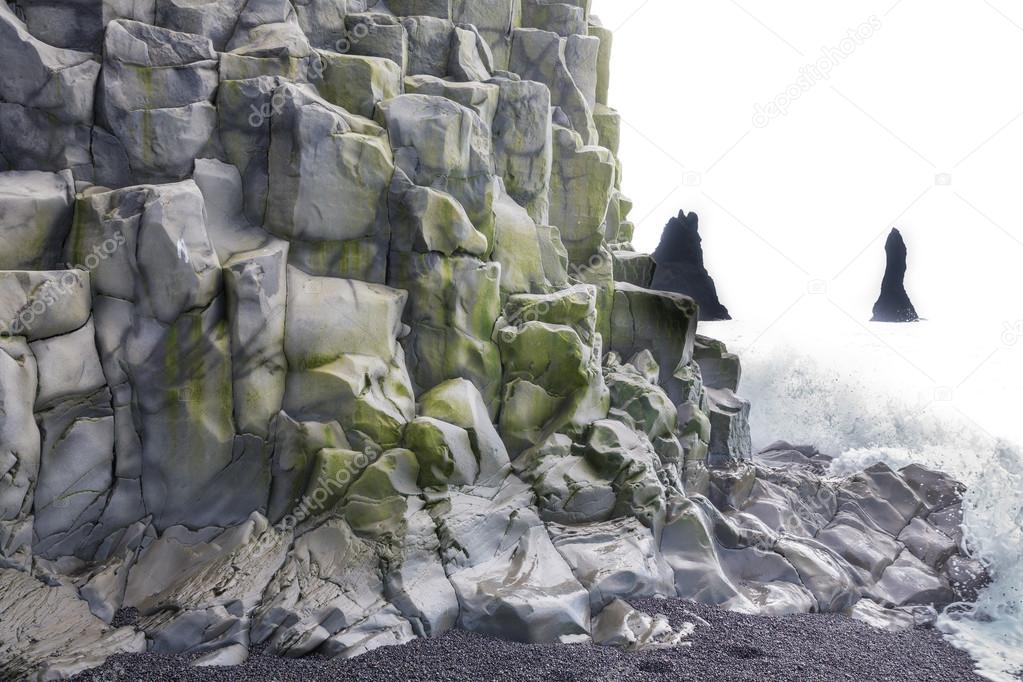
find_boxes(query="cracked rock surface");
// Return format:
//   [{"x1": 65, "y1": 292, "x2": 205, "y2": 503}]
[{"x1": 0, "y1": 1, "x2": 983, "y2": 678}]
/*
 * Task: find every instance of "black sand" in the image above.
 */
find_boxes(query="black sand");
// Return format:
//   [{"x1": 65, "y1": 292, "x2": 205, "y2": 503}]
[{"x1": 72, "y1": 599, "x2": 986, "y2": 682}]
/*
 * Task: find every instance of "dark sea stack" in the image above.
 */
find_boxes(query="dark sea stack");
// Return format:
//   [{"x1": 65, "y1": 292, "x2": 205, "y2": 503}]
[
  {"x1": 651, "y1": 211, "x2": 731, "y2": 321},
  {"x1": 871, "y1": 228, "x2": 920, "y2": 322}
]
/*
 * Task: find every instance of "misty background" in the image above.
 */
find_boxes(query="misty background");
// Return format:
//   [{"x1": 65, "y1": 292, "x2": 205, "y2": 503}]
[{"x1": 592, "y1": 0, "x2": 1023, "y2": 444}]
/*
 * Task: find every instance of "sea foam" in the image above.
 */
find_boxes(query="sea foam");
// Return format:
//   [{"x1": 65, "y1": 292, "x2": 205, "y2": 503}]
[{"x1": 702, "y1": 315, "x2": 1023, "y2": 681}]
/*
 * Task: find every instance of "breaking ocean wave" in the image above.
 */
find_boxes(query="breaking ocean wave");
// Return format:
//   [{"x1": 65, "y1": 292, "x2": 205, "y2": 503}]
[{"x1": 705, "y1": 316, "x2": 1023, "y2": 681}]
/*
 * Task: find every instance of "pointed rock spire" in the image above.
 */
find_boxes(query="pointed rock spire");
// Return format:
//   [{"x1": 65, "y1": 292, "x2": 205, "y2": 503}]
[
  {"x1": 871, "y1": 228, "x2": 919, "y2": 322},
  {"x1": 651, "y1": 210, "x2": 731, "y2": 321}
]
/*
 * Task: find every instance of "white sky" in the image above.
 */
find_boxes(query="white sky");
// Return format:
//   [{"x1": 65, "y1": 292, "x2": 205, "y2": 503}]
[{"x1": 591, "y1": 0, "x2": 1023, "y2": 330}]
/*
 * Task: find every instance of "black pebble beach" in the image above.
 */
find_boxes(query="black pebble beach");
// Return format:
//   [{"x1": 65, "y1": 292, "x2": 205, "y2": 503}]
[{"x1": 72, "y1": 599, "x2": 987, "y2": 682}]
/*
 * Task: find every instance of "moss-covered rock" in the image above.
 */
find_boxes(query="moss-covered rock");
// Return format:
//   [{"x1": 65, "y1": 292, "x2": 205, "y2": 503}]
[
  {"x1": 315, "y1": 51, "x2": 402, "y2": 119},
  {"x1": 549, "y1": 125, "x2": 615, "y2": 265},
  {"x1": 584, "y1": 419, "x2": 666, "y2": 529},
  {"x1": 605, "y1": 357, "x2": 678, "y2": 441},
  {"x1": 496, "y1": 285, "x2": 609, "y2": 455},
  {"x1": 342, "y1": 448, "x2": 421, "y2": 541},
  {"x1": 267, "y1": 411, "x2": 351, "y2": 524},
  {"x1": 0, "y1": 170, "x2": 75, "y2": 270},
  {"x1": 404, "y1": 417, "x2": 479, "y2": 488},
  {"x1": 388, "y1": 251, "x2": 502, "y2": 410},
  {"x1": 283, "y1": 267, "x2": 415, "y2": 450},
  {"x1": 610, "y1": 283, "x2": 698, "y2": 405},
  {"x1": 300, "y1": 448, "x2": 369, "y2": 517},
  {"x1": 417, "y1": 378, "x2": 511, "y2": 482},
  {"x1": 265, "y1": 84, "x2": 394, "y2": 282}
]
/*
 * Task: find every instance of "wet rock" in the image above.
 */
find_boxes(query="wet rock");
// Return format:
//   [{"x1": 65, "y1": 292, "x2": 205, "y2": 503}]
[
  {"x1": 450, "y1": 526, "x2": 591, "y2": 643},
  {"x1": 591, "y1": 598, "x2": 695, "y2": 651},
  {"x1": 549, "y1": 517, "x2": 675, "y2": 610},
  {"x1": 659, "y1": 496, "x2": 750, "y2": 609},
  {"x1": 775, "y1": 537, "x2": 861, "y2": 613},
  {"x1": 898, "y1": 517, "x2": 956, "y2": 570},
  {"x1": 873, "y1": 549, "x2": 955, "y2": 608},
  {"x1": 943, "y1": 555, "x2": 991, "y2": 602},
  {"x1": 705, "y1": 388, "x2": 752, "y2": 466},
  {"x1": 849, "y1": 598, "x2": 937, "y2": 632},
  {"x1": 816, "y1": 512, "x2": 904, "y2": 583},
  {"x1": 0, "y1": 4, "x2": 986, "y2": 676}
]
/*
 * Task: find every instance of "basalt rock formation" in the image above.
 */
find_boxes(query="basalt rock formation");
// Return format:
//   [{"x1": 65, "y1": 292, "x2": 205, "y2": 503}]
[
  {"x1": 872, "y1": 228, "x2": 919, "y2": 323},
  {"x1": 651, "y1": 211, "x2": 731, "y2": 321},
  {"x1": 0, "y1": 2, "x2": 979, "y2": 678}
]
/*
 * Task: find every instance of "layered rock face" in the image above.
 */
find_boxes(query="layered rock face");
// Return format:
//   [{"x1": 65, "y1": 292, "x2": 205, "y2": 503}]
[
  {"x1": 650, "y1": 210, "x2": 731, "y2": 321},
  {"x1": 872, "y1": 228, "x2": 919, "y2": 323},
  {"x1": 0, "y1": 1, "x2": 978, "y2": 677}
]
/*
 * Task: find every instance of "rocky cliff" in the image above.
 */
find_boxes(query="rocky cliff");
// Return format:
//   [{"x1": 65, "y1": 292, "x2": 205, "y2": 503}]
[{"x1": 0, "y1": 1, "x2": 980, "y2": 678}]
